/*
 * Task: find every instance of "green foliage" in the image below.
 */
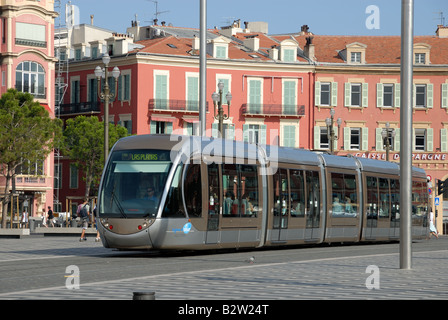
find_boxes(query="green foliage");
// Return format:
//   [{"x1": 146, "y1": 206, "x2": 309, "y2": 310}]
[
  {"x1": 62, "y1": 115, "x2": 129, "y2": 198},
  {"x1": 0, "y1": 89, "x2": 63, "y2": 228}
]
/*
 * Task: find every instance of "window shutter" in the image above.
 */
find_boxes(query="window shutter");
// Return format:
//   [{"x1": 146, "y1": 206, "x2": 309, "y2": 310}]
[
  {"x1": 260, "y1": 124, "x2": 267, "y2": 145},
  {"x1": 243, "y1": 124, "x2": 249, "y2": 142},
  {"x1": 376, "y1": 83, "x2": 383, "y2": 108},
  {"x1": 343, "y1": 127, "x2": 350, "y2": 150},
  {"x1": 315, "y1": 81, "x2": 321, "y2": 106},
  {"x1": 426, "y1": 84, "x2": 433, "y2": 108},
  {"x1": 442, "y1": 84, "x2": 448, "y2": 109},
  {"x1": 376, "y1": 128, "x2": 384, "y2": 151},
  {"x1": 344, "y1": 83, "x2": 351, "y2": 106},
  {"x1": 314, "y1": 126, "x2": 320, "y2": 149},
  {"x1": 426, "y1": 128, "x2": 433, "y2": 151},
  {"x1": 362, "y1": 127, "x2": 369, "y2": 151},
  {"x1": 362, "y1": 83, "x2": 369, "y2": 107},
  {"x1": 394, "y1": 83, "x2": 400, "y2": 108},
  {"x1": 394, "y1": 129, "x2": 400, "y2": 151},
  {"x1": 441, "y1": 129, "x2": 448, "y2": 152},
  {"x1": 331, "y1": 82, "x2": 338, "y2": 106}
]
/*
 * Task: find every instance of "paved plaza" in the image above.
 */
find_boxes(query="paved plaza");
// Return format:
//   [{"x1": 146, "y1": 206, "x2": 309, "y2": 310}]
[{"x1": 0, "y1": 235, "x2": 447, "y2": 300}]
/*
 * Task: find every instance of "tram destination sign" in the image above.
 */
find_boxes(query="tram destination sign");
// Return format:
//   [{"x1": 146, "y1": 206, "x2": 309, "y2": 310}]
[{"x1": 352, "y1": 152, "x2": 448, "y2": 161}]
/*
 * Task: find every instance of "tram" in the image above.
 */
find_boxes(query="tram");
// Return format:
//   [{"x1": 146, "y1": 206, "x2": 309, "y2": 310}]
[{"x1": 97, "y1": 134, "x2": 429, "y2": 250}]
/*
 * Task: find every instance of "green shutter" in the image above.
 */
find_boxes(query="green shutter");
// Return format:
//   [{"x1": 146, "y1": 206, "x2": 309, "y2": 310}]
[
  {"x1": 283, "y1": 125, "x2": 296, "y2": 147},
  {"x1": 362, "y1": 83, "x2": 369, "y2": 108},
  {"x1": 124, "y1": 74, "x2": 130, "y2": 100},
  {"x1": 283, "y1": 81, "x2": 296, "y2": 115},
  {"x1": 315, "y1": 81, "x2": 321, "y2": 106},
  {"x1": 211, "y1": 123, "x2": 219, "y2": 138},
  {"x1": 394, "y1": 83, "x2": 400, "y2": 108},
  {"x1": 394, "y1": 128, "x2": 400, "y2": 151},
  {"x1": 314, "y1": 126, "x2": 320, "y2": 149},
  {"x1": 427, "y1": 128, "x2": 433, "y2": 151},
  {"x1": 155, "y1": 74, "x2": 168, "y2": 109},
  {"x1": 260, "y1": 124, "x2": 267, "y2": 145},
  {"x1": 376, "y1": 83, "x2": 383, "y2": 108},
  {"x1": 187, "y1": 76, "x2": 199, "y2": 111},
  {"x1": 427, "y1": 84, "x2": 434, "y2": 108},
  {"x1": 331, "y1": 82, "x2": 338, "y2": 106},
  {"x1": 118, "y1": 75, "x2": 122, "y2": 101},
  {"x1": 362, "y1": 127, "x2": 369, "y2": 150},
  {"x1": 344, "y1": 83, "x2": 351, "y2": 107},
  {"x1": 243, "y1": 124, "x2": 249, "y2": 142},
  {"x1": 441, "y1": 129, "x2": 448, "y2": 152},
  {"x1": 376, "y1": 128, "x2": 384, "y2": 151},
  {"x1": 249, "y1": 80, "x2": 262, "y2": 114},
  {"x1": 442, "y1": 84, "x2": 448, "y2": 109},
  {"x1": 344, "y1": 127, "x2": 350, "y2": 150}
]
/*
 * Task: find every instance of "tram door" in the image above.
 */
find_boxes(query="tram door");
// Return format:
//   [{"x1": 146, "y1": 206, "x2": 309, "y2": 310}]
[
  {"x1": 206, "y1": 163, "x2": 220, "y2": 244},
  {"x1": 305, "y1": 171, "x2": 321, "y2": 240},
  {"x1": 272, "y1": 168, "x2": 289, "y2": 241},
  {"x1": 365, "y1": 176, "x2": 392, "y2": 240}
]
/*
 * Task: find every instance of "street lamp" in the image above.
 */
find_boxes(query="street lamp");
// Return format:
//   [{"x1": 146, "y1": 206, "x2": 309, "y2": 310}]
[
  {"x1": 95, "y1": 53, "x2": 120, "y2": 164},
  {"x1": 325, "y1": 108, "x2": 342, "y2": 154},
  {"x1": 381, "y1": 122, "x2": 396, "y2": 161},
  {"x1": 211, "y1": 82, "x2": 232, "y2": 138}
]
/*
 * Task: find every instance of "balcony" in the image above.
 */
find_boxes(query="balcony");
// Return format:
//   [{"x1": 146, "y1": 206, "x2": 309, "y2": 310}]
[
  {"x1": 242, "y1": 104, "x2": 305, "y2": 117},
  {"x1": 57, "y1": 101, "x2": 101, "y2": 116},
  {"x1": 148, "y1": 99, "x2": 209, "y2": 113}
]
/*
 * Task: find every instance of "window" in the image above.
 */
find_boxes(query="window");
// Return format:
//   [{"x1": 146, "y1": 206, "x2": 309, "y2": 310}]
[
  {"x1": 54, "y1": 163, "x2": 62, "y2": 190},
  {"x1": 186, "y1": 75, "x2": 199, "y2": 111},
  {"x1": 15, "y1": 61, "x2": 45, "y2": 98},
  {"x1": 415, "y1": 53, "x2": 426, "y2": 64},
  {"x1": 414, "y1": 128, "x2": 426, "y2": 151},
  {"x1": 351, "y1": 52, "x2": 361, "y2": 63},
  {"x1": 320, "y1": 83, "x2": 331, "y2": 106},
  {"x1": 243, "y1": 124, "x2": 266, "y2": 145},
  {"x1": 222, "y1": 164, "x2": 258, "y2": 217},
  {"x1": 415, "y1": 85, "x2": 426, "y2": 108},
  {"x1": 383, "y1": 84, "x2": 394, "y2": 107},
  {"x1": 118, "y1": 73, "x2": 131, "y2": 102},
  {"x1": 351, "y1": 84, "x2": 361, "y2": 106},
  {"x1": 315, "y1": 81, "x2": 338, "y2": 107},
  {"x1": 71, "y1": 79, "x2": 80, "y2": 103},
  {"x1": 150, "y1": 121, "x2": 172, "y2": 134},
  {"x1": 273, "y1": 168, "x2": 288, "y2": 228},
  {"x1": 349, "y1": 128, "x2": 361, "y2": 150},
  {"x1": 283, "y1": 80, "x2": 297, "y2": 115},
  {"x1": 215, "y1": 46, "x2": 227, "y2": 59},
  {"x1": 17, "y1": 159, "x2": 44, "y2": 176},
  {"x1": 345, "y1": 83, "x2": 368, "y2": 107},
  {"x1": 70, "y1": 164, "x2": 78, "y2": 189},
  {"x1": 330, "y1": 172, "x2": 358, "y2": 217},
  {"x1": 248, "y1": 79, "x2": 262, "y2": 114},
  {"x1": 319, "y1": 127, "x2": 329, "y2": 149},
  {"x1": 154, "y1": 73, "x2": 168, "y2": 109},
  {"x1": 184, "y1": 164, "x2": 202, "y2": 217},
  {"x1": 282, "y1": 125, "x2": 296, "y2": 148},
  {"x1": 15, "y1": 22, "x2": 46, "y2": 47},
  {"x1": 283, "y1": 48, "x2": 295, "y2": 62}
]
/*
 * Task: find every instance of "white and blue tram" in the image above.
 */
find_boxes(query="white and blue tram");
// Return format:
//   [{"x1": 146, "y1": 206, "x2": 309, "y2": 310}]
[{"x1": 97, "y1": 134, "x2": 429, "y2": 250}]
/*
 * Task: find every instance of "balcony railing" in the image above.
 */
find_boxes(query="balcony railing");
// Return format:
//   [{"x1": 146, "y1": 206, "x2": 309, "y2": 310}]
[
  {"x1": 148, "y1": 99, "x2": 209, "y2": 113},
  {"x1": 57, "y1": 101, "x2": 101, "y2": 116},
  {"x1": 242, "y1": 104, "x2": 305, "y2": 117}
]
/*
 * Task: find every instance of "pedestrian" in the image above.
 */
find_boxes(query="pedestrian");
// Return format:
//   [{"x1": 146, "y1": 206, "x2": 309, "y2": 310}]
[
  {"x1": 429, "y1": 210, "x2": 439, "y2": 239},
  {"x1": 47, "y1": 206, "x2": 54, "y2": 227},
  {"x1": 42, "y1": 208, "x2": 48, "y2": 228},
  {"x1": 93, "y1": 205, "x2": 101, "y2": 242},
  {"x1": 79, "y1": 199, "x2": 90, "y2": 242},
  {"x1": 21, "y1": 210, "x2": 28, "y2": 229}
]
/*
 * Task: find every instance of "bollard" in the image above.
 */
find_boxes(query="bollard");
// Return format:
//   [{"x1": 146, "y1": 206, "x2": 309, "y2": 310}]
[{"x1": 133, "y1": 291, "x2": 155, "y2": 300}]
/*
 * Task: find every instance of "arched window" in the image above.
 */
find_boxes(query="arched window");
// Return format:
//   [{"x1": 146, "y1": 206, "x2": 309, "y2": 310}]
[{"x1": 15, "y1": 61, "x2": 45, "y2": 98}]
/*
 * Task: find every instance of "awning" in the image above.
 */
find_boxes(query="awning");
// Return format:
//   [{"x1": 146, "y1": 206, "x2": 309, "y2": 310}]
[
  {"x1": 182, "y1": 117, "x2": 199, "y2": 123},
  {"x1": 150, "y1": 116, "x2": 176, "y2": 123}
]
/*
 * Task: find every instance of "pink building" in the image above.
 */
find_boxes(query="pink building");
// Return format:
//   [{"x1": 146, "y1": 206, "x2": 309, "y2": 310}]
[{"x1": 0, "y1": 0, "x2": 57, "y2": 218}]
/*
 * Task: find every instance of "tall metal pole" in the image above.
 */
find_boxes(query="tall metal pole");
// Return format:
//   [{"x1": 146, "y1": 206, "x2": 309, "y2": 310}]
[
  {"x1": 103, "y1": 67, "x2": 110, "y2": 165},
  {"x1": 199, "y1": 0, "x2": 207, "y2": 136},
  {"x1": 400, "y1": 0, "x2": 414, "y2": 270}
]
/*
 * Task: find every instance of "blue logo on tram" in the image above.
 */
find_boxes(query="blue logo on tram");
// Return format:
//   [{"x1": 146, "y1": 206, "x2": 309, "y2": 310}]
[{"x1": 183, "y1": 222, "x2": 192, "y2": 234}]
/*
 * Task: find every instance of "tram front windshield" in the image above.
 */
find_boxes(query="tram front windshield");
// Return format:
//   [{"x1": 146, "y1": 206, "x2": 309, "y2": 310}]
[{"x1": 99, "y1": 149, "x2": 173, "y2": 218}]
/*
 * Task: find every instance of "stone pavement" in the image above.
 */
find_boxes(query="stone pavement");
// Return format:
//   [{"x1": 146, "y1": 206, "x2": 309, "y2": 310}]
[{"x1": 0, "y1": 236, "x2": 447, "y2": 300}]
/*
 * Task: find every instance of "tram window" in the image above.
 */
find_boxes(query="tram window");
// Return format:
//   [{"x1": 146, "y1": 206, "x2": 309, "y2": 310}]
[
  {"x1": 367, "y1": 176, "x2": 378, "y2": 220},
  {"x1": 273, "y1": 168, "x2": 288, "y2": 228},
  {"x1": 331, "y1": 173, "x2": 358, "y2": 217},
  {"x1": 390, "y1": 179, "x2": 400, "y2": 222},
  {"x1": 222, "y1": 164, "x2": 258, "y2": 217},
  {"x1": 412, "y1": 180, "x2": 427, "y2": 216},
  {"x1": 184, "y1": 164, "x2": 202, "y2": 217},
  {"x1": 306, "y1": 170, "x2": 321, "y2": 227},
  {"x1": 290, "y1": 169, "x2": 305, "y2": 217},
  {"x1": 378, "y1": 178, "x2": 390, "y2": 218},
  {"x1": 162, "y1": 164, "x2": 186, "y2": 218},
  {"x1": 208, "y1": 163, "x2": 220, "y2": 216}
]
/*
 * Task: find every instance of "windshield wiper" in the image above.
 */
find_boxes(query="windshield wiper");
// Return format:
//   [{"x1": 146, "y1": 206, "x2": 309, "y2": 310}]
[{"x1": 110, "y1": 185, "x2": 127, "y2": 219}]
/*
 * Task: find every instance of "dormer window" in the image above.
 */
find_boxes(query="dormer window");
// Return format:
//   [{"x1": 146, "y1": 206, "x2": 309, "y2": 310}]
[
  {"x1": 210, "y1": 36, "x2": 229, "y2": 59},
  {"x1": 345, "y1": 42, "x2": 367, "y2": 64},
  {"x1": 415, "y1": 53, "x2": 426, "y2": 64},
  {"x1": 279, "y1": 39, "x2": 298, "y2": 62},
  {"x1": 351, "y1": 52, "x2": 362, "y2": 63}
]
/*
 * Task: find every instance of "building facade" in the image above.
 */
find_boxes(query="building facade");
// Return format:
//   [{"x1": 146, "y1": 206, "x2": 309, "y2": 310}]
[{"x1": 0, "y1": 0, "x2": 57, "y2": 219}]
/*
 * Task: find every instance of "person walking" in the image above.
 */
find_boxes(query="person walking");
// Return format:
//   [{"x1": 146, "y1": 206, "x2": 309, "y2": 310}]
[
  {"x1": 79, "y1": 199, "x2": 90, "y2": 242},
  {"x1": 47, "y1": 206, "x2": 54, "y2": 227},
  {"x1": 429, "y1": 210, "x2": 439, "y2": 239},
  {"x1": 42, "y1": 208, "x2": 48, "y2": 228}
]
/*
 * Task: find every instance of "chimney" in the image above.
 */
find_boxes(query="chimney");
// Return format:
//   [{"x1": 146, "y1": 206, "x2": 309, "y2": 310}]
[
  {"x1": 304, "y1": 36, "x2": 315, "y2": 61},
  {"x1": 90, "y1": 15, "x2": 94, "y2": 26},
  {"x1": 268, "y1": 45, "x2": 278, "y2": 60},
  {"x1": 300, "y1": 24, "x2": 310, "y2": 35},
  {"x1": 243, "y1": 36, "x2": 259, "y2": 52},
  {"x1": 192, "y1": 35, "x2": 200, "y2": 51},
  {"x1": 436, "y1": 25, "x2": 448, "y2": 38}
]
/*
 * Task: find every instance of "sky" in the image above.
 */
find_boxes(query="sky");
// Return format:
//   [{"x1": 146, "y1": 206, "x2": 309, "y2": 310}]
[{"x1": 64, "y1": 0, "x2": 448, "y2": 36}]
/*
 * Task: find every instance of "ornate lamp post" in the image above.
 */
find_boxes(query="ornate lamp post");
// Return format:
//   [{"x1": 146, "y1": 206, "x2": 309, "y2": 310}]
[
  {"x1": 325, "y1": 108, "x2": 342, "y2": 154},
  {"x1": 381, "y1": 122, "x2": 396, "y2": 161},
  {"x1": 94, "y1": 53, "x2": 120, "y2": 164},
  {"x1": 211, "y1": 82, "x2": 232, "y2": 138}
]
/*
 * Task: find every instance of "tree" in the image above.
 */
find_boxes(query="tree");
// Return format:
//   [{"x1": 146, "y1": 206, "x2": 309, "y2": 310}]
[
  {"x1": 63, "y1": 115, "x2": 129, "y2": 200},
  {"x1": 0, "y1": 89, "x2": 63, "y2": 228}
]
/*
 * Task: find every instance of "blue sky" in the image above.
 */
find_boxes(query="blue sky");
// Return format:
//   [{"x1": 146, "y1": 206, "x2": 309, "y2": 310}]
[{"x1": 66, "y1": 0, "x2": 447, "y2": 36}]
